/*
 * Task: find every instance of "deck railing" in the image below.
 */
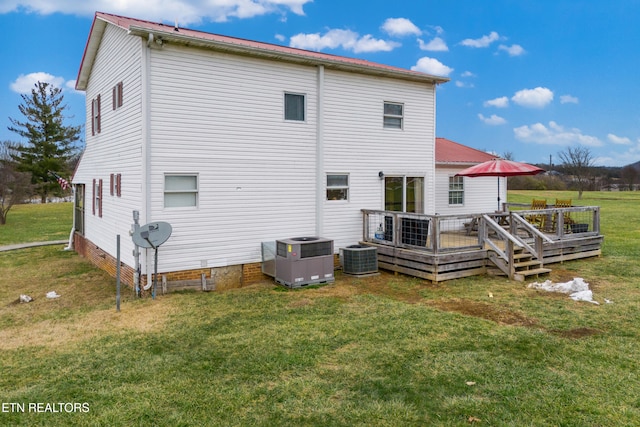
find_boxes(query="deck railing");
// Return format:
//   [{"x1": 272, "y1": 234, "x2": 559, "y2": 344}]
[{"x1": 362, "y1": 205, "x2": 601, "y2": 254}]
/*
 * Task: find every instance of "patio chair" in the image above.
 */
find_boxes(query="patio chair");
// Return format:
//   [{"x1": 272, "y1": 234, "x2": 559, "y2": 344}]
[
  {"x1": 552, "y1": 198, "x2": 575, "y2": 231},
  {"x1": 526, "y1": 199, "x2": 547, "y2": 230}
]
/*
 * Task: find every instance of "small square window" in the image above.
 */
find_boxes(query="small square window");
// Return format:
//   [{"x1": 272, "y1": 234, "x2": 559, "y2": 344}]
[
  {"x1": 327, "y1": 174, "x2": 349, "y2": 200},
  {"x1": 285, "y1": 93, "x2": 305, "y2": 121},
  {"x1": 383, "y1": 102, "x2": 403, "y2": 129},
  {"x1": 164, "y1": 175, "x2": 198, "y2": 208}
]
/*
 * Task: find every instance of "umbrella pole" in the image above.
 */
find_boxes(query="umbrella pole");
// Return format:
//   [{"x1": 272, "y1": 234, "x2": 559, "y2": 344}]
[{"x1": 497, "y1": 177, "x2": 500, "y2": 211}]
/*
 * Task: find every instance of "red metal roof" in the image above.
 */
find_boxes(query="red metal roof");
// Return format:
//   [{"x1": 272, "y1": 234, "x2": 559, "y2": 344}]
[
  {"x1": 77, "y1": 11, "x2": 449, "y2": 90},
  {"x1": 435, "y1": 137, "x2": 498, "y2": 165}
]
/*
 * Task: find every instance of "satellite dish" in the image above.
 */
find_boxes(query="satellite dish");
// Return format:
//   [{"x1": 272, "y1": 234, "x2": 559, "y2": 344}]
[{"x1": 132, "y1": 222, "x2": 172, "y2": 249}]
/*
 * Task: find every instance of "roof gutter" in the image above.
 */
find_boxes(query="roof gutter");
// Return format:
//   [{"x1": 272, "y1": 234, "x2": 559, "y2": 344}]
[{"x1": 126, "y1": 26, "x2": 449, "y2": 85}]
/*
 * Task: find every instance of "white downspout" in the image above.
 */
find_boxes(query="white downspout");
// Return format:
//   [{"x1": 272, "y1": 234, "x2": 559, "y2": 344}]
[
  {"x1": 142, "y1": 35, "x2": 153, "y2": 290},
  {"x1": 315, "y1": 65, "x2": 325, "y2": 237}
]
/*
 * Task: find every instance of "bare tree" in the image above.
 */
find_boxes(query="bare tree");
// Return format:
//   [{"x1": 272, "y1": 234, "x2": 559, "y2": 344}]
[
  {"x1": 0, "y1": 141, "x2": 33, "y2": 225},
  {"x1": 620, "y1": 165, "x2": 638, "y2": 191},
  {"x1": 558, "y1": 146, "x2": 594, "y2": 199}
]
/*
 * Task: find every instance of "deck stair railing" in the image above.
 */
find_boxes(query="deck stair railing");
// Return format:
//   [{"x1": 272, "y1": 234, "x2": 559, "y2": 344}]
[{"x1": 480, "y1": 214, "x2": 553, "y2": 281}]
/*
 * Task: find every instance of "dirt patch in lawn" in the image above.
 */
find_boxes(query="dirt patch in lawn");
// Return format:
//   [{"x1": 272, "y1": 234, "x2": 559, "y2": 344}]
[
  {"x1": 0, "y1": 299, "x2": 177, "y2": 350},
  {"x1": 426, "y1": 298, "x2": 538, "y2": 326},
  {"x1": 548, "y1": 327, "x2": 602, "y2": 339}
]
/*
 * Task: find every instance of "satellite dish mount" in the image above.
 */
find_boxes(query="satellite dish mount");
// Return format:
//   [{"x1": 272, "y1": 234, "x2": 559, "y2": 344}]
[{"x1": 132, "y1": 221, "x2": 172, "y2": 299}]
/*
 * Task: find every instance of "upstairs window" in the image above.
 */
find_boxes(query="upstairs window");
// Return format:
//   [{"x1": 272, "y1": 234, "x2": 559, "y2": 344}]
[
  {"x1": 284, "y1": 93, "x2": 305, "y2": 121},
  {"x1": 449, "y1": 176, "x2": 464, "y2": 205},
  {"x1": 110, "y1": 173, "x2": 122, "y2": 197},
  {"x1": 383, "y1": 102, "x2": 403, "y2": 129},
  {"x1": 91, "y1": 95, "x2": 101, "y2": 135},
  {"x1": 326, "y1": 174, "x2": 349, "y2": 201},
  {"x1": 112, "y1": 82, "x2": 123, "y2": 110},
  {"x1": 164, "y1": 174, "x2": 198, "y2": 208}
]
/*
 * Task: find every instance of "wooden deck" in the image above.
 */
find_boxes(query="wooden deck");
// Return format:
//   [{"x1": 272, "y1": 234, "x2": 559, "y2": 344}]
[{"x1": 361, "y1": 208, "x2": 603, "y2": 282}]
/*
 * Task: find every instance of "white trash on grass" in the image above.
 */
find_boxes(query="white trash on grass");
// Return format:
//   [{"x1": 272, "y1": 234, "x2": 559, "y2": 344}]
[
  {"x1": 19, "y1": 294, "x2": 34, "y2": 303},
  {"x1": 528, "y1": 277, "x2": 601, "y2": 305},
  {"x1": 46, "y1": 291, "x2": 61, "y2": 299}
]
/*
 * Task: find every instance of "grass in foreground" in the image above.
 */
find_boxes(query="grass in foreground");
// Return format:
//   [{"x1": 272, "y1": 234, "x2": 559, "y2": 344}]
[{"x1": 0, "y1": 193, "x2": 639, "y2": 426}]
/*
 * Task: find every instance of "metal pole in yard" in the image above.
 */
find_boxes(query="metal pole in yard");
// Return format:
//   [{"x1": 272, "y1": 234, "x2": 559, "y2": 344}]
[{"x1": 116, "y1": 234, "x2": 121, "y2": 312}]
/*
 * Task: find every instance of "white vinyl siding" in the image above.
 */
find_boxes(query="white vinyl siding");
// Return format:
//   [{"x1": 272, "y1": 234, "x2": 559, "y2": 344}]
[
  {"x1": 148, "y1": 44, "x2": 317, "y2": 270},
  {"x1": 322, "y1": 70, "x2": 435, "y2": 249},
  {"x1": 75, "y1": 19, "x2": 440, "y2": 275},
  {"x1": 72, "y1": 23, "x2": 144, "y2": 267},
  {"x1": 435, "y1": 167, "x2": 503, "y2": 215}
]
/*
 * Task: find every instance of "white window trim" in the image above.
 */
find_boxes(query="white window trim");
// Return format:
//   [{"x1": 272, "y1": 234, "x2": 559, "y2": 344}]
[
  {"x1": 284, "y1": 92, "x2": 306, "y2": 122},
  {"x1": 448, "y1": 175, "x2": 464, "y2": 206},
  {"x1": 164, "y1": 173, "x2": 199, "y2": 209},
  {"x1": 326, "y1": 173, "x2": 349, "y2": 201},
  {"x1": 383, "y1": 101, "x2": 404, "y2": 130}
]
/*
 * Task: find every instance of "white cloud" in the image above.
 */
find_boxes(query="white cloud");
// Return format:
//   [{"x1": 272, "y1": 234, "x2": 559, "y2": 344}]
[
  {"x1": 607, "y1": 133, "x2": 632, "y2": 145},
  {"x1": 10, "y1": 72, "x2": 65, "y2": 94},
  {"x1": 460, "y1": 31, "x2": 500, "y2": 48},
  {"x1": 418, "y1": 37, "x2": 448, "y2": 51},
  {"x1": 478, "y1": 113, "x2": 506, "y2": 125},
  {"x1": 455, "y1": 81, "x2": 474, "y2": 88},
  {"x1": 0, "y1": 0, "x2": 312, "y2": 24},
  {"x1": 511, "y1": 87, "x2": 554, "y2": 108},
  {"x1": 498, "y1": 44, "x2": 525, "y2": 56},
  {"x1": 410, "y1": 57, "x2": 454, "y2": 77},
  {"x1": 289, "y1": 29, "x2": 400, "y2": 53},
  {"x1": 381, "y1": 17, "x2": 421, "y2": 37},
  {"x1": 513, "y1": 121, "x2": 602, "y2": 147},
  {"x1": 461, "y1": 71, "x2": 475, "y2": 78},
  {"x1": 274, "y1": 33, "x2": 286, "y2": 42},
  {"x1": 484, "y1": 96, "x2": 509, "y2": 108},
  {"x1": 560, "y1": 94, "x2": 579, "y2": 104}
]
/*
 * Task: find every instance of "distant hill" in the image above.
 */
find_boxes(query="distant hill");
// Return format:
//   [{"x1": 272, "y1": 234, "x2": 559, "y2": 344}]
[{"x1": 627, "y1": 160, "x2": 640, "y2": 172}]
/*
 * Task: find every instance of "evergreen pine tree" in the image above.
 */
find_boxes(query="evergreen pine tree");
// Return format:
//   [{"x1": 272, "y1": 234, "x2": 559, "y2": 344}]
[{"x1": 8, "y1": 81, "x2": 81, "y2": 202}]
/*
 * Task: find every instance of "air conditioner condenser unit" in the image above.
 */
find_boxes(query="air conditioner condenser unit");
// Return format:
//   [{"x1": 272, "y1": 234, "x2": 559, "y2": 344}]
[
  {"x1": 342, "y1": 245, "x2": 378, "y2": 275},
  {"x1": 275, "y1": 237, "x2": 335, "y2": 288}
]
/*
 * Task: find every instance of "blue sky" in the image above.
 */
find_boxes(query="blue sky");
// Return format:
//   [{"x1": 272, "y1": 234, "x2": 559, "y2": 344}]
[{"x1": 1, "y1": 0, "x2": 639, "y2": 167}]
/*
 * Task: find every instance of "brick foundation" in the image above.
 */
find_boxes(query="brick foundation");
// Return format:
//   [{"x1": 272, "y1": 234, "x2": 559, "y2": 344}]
[{"x1": 73, "y1": 233, "x2": 271, "y2": 291}]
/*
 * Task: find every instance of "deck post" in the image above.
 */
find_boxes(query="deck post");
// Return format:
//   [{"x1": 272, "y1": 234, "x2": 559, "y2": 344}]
[
  {"x1": 432, "y1": 216, "x2": 440, "y2": 254},
  {"x1": 593, "y1": 207, "x2": 600, "y2": 234}
]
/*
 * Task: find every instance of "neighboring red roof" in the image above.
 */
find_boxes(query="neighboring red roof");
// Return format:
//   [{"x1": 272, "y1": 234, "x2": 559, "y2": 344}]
[
  {"x1": 435, "y1": 137, "x2": 498, "y2": 165},
  {"x1": 77, "y1": 11, "x2": 449, "y2": 90}
]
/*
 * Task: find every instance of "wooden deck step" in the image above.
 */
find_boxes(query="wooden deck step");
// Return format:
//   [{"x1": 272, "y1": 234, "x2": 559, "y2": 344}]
[
  {"x1": 514, "y1": 260, "x2": 544, "y2": 268},
  {"x1": 514, "y1": 267, "x2": 552, "y2": 282}
]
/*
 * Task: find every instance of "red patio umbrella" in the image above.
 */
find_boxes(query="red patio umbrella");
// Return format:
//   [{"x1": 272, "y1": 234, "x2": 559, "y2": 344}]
[{"x1": 455, "y1": 158, "x2": 545, "y2": 210}]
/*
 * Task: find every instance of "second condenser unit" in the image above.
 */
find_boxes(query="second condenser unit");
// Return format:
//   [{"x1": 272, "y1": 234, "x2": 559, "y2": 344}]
[{"x1": 275, "y1": 237, "x2": 335, "y2": 288}]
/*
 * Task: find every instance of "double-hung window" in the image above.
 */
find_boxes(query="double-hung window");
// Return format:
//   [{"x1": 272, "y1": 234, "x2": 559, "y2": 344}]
[
  {"x1": 284, "y1": 93, "x2": 305, "y2": 121},
  {"x1": 164, "y1": 174, "x2": 198, "y2": 208},
  {"x1": 383, "y1": 102, "x2": 403, "y2": 129},
  {"x1": 448, "y1": 176, "x2": 464, "y2": 205},
  {"x1": 326, "y1": 174, "x2": 349, "y2": 201},
  {"x1": 91, "y1": 95, "x2": 101, "y2": 135},
  {"x1": 112, "y1": 82, "x2": 123, "y2": 110}
]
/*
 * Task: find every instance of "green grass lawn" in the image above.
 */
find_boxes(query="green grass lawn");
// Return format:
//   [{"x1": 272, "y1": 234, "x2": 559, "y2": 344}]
[
  {"x1": 0, "y1": 202, "x2": 72, "y2": 245},
  {"x1": 1, "y1": 193, "x2": 639, "y2": 426}
]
